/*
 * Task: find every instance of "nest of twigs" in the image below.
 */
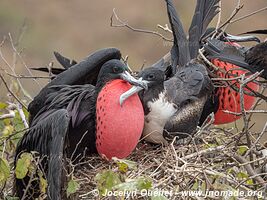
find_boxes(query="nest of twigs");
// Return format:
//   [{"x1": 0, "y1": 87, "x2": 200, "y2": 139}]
[{"x1": 68, "y1": 123, "x2": 267, "y2": 200}]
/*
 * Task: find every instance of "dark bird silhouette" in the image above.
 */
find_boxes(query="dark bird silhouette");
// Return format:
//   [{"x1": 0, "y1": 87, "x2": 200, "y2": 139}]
[{"x1": 15, "y1": 52, "x2": 147, "y2": 199}]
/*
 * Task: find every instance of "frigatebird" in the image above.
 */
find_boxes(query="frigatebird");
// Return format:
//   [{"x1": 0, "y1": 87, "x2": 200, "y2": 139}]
[
  {"x1": 122, "y1": 0, "x2": 266, "y2": 144},
  {"x1": 201, "y1": 32, "x2": 267, "y2": 124},
  {"x1": 144, "y1": 1, "x2": 265, "y2": 129},
  {"x1": 15, "y1": 49, "x2": 147, "y2": 199},
  {"x1": 120, "y1": 63, "x2": 212, "y2": 144},
  {"x1": 120, "y1": 0, "x2": 216, "y2": 144}
]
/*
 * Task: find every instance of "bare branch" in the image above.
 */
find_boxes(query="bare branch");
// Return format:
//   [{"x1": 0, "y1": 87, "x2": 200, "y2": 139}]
[
  {"x1": 0, "y1": 73, "x2": 27, "y2": 109},
  {"x1": 231, "y1": 6, "x2": 267, "y2": 24},
  {"x1": 110, "y1": 8, "x2": 173, "y2": 42}
]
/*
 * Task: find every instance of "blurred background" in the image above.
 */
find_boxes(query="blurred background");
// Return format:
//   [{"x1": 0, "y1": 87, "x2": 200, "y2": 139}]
[{"x1": 0, "y1": 0, "x2": 266, "y2": 139}]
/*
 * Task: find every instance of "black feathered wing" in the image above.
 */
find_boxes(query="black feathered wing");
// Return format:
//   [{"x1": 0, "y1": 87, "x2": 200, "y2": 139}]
[
  {"x1": 188, "y1": 0, "x2": 220, "y2": 59},
  {"x1": 204, "y1": 39, "x2": 249, "y2": 67},
  {"x1": 30, "y1": 51, "x2": 77, "y2": 75},
  {"x1": 15, "y1": 84, "x2": 97, "y2": 199},
  {"x1": 53, "y1": 51, "x2": 78, "y2": 69},
  {"x1": 28, "y1": 48, "x2": 121, "y2": 122},
  {"x1": 166, "y1": 0, "x2": 190, "y2": 74},
  {"x1": 15, "y1": 109, "x2": 70, "y2": 200}
]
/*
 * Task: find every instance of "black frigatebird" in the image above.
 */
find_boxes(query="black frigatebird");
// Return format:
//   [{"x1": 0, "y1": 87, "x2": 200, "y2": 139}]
[
  {"x1": 15, "y1": 50, "x2": 147, "y2": 199},
  {"x1": 120, "y1": 0, "x2": 216, "y2": 144},
  {"x1": 204, "y1": 32, "x2": 267, "y2": 79},
  {"x1": 201, "y1": 31, "x2": 267, "y2": 124},
  {"x1": 143, "y1": 1, "x2": 265, "y2": 128}
]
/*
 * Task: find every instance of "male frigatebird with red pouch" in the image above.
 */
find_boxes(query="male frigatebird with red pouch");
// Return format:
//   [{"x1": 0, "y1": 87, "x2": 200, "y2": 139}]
[
  {"x1": 29, "y1": 0, "x2": 218, "y2": 145},
  {"x1": 202, "y1": 31, "x2": 267, "y2": 124},
  {"x1": 15, "y1": 48, "x2": 147, "y2": 200}
]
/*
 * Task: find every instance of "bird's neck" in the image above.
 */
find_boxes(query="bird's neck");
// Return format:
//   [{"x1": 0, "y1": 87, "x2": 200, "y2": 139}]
[
  {"x1": 95, "y1": 76, "x2": 115, "y2": 94},
  {"x1": 139, "y1": 84, "x2": 164, "y2": 115}
]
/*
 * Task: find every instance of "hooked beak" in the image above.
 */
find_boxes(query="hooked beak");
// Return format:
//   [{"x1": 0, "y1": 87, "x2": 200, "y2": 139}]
[
  {"x1": 120, "y1": 71, "x2": 148, "y2": 90},
  {"x1": 119, "y1": 78, "x2": 149, "y2": 106},
  {"x1": 224, "y1": 34, "x2": 260, "y2": 43}
]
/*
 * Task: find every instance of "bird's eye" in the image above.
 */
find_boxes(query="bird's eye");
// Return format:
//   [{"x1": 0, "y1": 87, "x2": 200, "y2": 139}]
[
  {"x1": 148, "y1": 74, "x2": 155, "y2": 80},
  {"x1": 113, "y1": 66, "x2": 120, "y2": 73}
]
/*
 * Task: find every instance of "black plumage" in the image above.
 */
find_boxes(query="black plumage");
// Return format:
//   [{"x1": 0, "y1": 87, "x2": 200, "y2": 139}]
[
  {"x1": 131, "y1": 0, "x2": 214, "y2": 143},
  {"x1": 188, "y1": 0, "x2": 220, "y2": 58},
  {"x1": 15, "y1": 58, "x2": 144, "y2": 199},
  {"x1": 204, "y1": 38, "x2": 267, "y2": 79},
  {"x1": 28, "y1": 48, "x2": 121, "y2": 123},
  {"x1": 160, "y1": 0, "x2": 213, "y2": 138},
  {"x1": 165, "y1": 0, "x2": 190, "y2": 74}
]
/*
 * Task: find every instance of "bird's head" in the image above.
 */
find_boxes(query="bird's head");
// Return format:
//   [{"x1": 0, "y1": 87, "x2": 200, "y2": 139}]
[
  {"x1": 202, "y1": 27, "x2": 261, "y2": 43},
  {"x1": 96, "y1": 59, "x2": 147, "y2": 91},
  {"x1": 119, "y1": 68, "x2": 165, "y2": 106},
  {"x1": 138, "y1": 68, "x2": 165, "y2": 87}
]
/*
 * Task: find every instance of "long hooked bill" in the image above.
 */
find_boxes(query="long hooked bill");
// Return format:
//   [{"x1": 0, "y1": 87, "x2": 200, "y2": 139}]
[
  {"x1": 119, "y1": 79, "x2": 147, "y2": 106},
  {"x1": 120, "y1": 71, "x2": 148, "y2": 90},
  {"x1": 225, "y1": 34, "x2": 260, "y2": 43}
]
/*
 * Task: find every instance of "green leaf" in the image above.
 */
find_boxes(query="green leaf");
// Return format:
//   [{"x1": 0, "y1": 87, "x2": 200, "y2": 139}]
[
  {"x1": 67, "y1": 178, "x2": 80, "y2": 197},
  {"x1": 2, "y1": 125, "x2": 14, "y2": 137},
  {"x1": 113, "y1": 177, "x2": 152, "y2": 191},
  {"x1": 0, "y1": 102, "x2": 7, "y2": 109},
  {"x1": 15, "y1": 152, "x2": 33, "y2": 179},
  {"x1": 0, "y1": 158, "x2": 10, "y2": 184},
  {"x1": 113, "y1": 158, "x2": 137, "y2": 173},
  {"x1": 237, "y1": 146, "x2": 248, "y2": 155},
  {"x1": 237, "y1": 171, "x2": 249, "y2": 180},
  {"x1": 246, "y1": 179, "x2": 253, "y2": 185},
  {"x1": 38, "y1": 171, "x2": 47, "y2": 194},
  {"x1": 95, "y1": 170, "x2": 122, "y2": 196},
  {"x1": 22, "y1": 108, "x2": 29, "y2": 120},
  {"x1": 191, "y1": 180, "x2": 199, "y2": 190}
]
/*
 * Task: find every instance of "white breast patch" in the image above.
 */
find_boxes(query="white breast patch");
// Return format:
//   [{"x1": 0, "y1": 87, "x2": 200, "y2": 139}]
[{"x1": 147, "y1": 91, "x2": 177, "y2": 125}]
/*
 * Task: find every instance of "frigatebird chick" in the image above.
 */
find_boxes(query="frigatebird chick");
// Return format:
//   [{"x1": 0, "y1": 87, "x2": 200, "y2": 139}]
[
  {"x1": 15, "y1": 59, "x2": 147, "y2": 200},
  {"x1": 121, "y1": 68, "x2": 176, "y2": 145},
  {"x1": 120, "y1": 62, "x2": 212, "y2": 144},
  {"x1": 120, "y1": 0, "x2": 216, "y2": 145},
  {"x1": 137, "y1": 68, "x2": 174, "y2": 145}
]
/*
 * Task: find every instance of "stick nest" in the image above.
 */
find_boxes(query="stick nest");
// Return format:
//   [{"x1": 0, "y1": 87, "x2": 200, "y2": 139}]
[{"x1": 69, "y1": 125, "x2": 267, "y2": 200}]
